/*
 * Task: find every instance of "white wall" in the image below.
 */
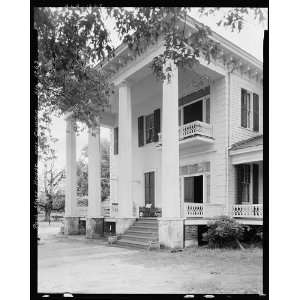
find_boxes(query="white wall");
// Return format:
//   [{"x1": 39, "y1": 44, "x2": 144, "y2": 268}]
[
  {"x1": 229, "y1": 72, "x2": 263, "y2": 146},
  {"x1": 110, "y1": 70, "x2": 232, "y2": 211},
  {"x1": 209, "y1": 77, "x2": 227, "y2": 205}
]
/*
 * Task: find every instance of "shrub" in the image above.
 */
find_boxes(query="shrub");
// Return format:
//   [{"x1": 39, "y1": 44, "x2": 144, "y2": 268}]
[{"x1": 203, "y1": 215, "x2": 245, "y2": 248}]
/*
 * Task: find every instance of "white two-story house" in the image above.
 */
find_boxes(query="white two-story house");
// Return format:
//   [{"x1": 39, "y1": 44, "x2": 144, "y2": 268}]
[{"x1": 63, "y1": 15, "x2": 264, "y2": 249}]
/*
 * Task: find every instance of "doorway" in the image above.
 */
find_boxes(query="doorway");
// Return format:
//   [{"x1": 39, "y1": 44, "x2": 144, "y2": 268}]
[
  {"x1": 144, "y1": 171, "x2": 155, "y2": 207},
  {"x1": 184, "y1": 175, "x2": 204, "y2": 203}
]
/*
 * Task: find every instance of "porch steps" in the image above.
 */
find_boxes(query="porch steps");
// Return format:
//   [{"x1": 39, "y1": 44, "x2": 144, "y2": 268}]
[{"x1": 115, "y1": 218, "x2": 159, "y2": 250}]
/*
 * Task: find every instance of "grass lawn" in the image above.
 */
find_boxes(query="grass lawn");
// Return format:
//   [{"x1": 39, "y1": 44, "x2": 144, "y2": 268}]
[{"x1": 38, "y1": 222, "x2": 263, "y2": 294}]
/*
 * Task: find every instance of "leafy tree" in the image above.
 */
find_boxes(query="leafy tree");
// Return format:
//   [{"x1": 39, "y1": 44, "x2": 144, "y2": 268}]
[
  {"x1": 34, "y1": 7, "x2": 266, "y2": 149},
  {"x1": 76, "y1": 138, "x2": 110, "y2": 201},
  {"x1": 38, "y1": 142, "x2": 65, "y2": 223}
]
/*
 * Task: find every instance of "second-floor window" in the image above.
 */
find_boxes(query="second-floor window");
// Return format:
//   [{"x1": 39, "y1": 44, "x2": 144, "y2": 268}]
[
  {"x1": 241, "y1": 88, "x2": 259, "y2": 131},
  {"x1": 179, "y1": 96, "x2": 210, "y2": 126},
  {"x1": 145, "y1": 114, "x2": 154, "y2": 144},
  {"x1": 138, "y1": 108, "x2": 160, "y2": 147}
]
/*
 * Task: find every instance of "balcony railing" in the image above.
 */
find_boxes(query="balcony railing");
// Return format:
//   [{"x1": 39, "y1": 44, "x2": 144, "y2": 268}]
[
  {"x1": 232, "y1": 204, "x2": 263, "y2": 218},
  {"x1": 184, "y1": 203, "x2": 204, "y2": 218},
  {"x1": 158, "y1": 121, "x2": 213, "y2": 144},
  {"x1": 179, "y1": 121, "x2": 213, "y2": 140}
]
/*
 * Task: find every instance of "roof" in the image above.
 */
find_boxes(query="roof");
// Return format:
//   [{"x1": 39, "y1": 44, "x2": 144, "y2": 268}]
[
  {"x1": 99, "y1": 13, "x2": 263, "y2": 74},
  {"x1": 230, "y1": 135, "x2": 263, "y2": 151}
]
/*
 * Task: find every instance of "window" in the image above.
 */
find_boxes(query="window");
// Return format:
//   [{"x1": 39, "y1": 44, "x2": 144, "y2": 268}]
[
  {"x1": 241, "y1": 89, "x2": 260, "y2": 131},
  {"x1": 138, "y1": 109, "x2": 160, "y2": 147},
  {"x1": 179, "y1": 96, "x2": 210, "y2": 126},
  {"x1": 237, "y1": 164, "x2": 251, "y2": 203},
  {"x1": 145, "y1": 114, "x2": 154, "y2": 144},
  {"x1": 184, "y1": 175, "x2": 204, "y2": 203}
]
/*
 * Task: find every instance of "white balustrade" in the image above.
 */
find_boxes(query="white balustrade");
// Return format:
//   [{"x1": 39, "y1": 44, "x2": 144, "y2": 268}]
[
  {"x1": 232, "y1": 204, "x2": 263, "y2": 218},
  {"x1": 158, "y1": 121, "x2": 213, "y2": 145},
  {"x1": 179, "y1": 121, "x2": 213, "y2": 139},
  {"x1": 184, "y1": 203, "x2": 204, "y2": 218}
]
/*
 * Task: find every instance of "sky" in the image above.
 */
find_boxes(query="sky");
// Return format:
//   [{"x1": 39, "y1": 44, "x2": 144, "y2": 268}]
[{"x1": 50, "y1": 8, "x2": 268, "y2": 171}]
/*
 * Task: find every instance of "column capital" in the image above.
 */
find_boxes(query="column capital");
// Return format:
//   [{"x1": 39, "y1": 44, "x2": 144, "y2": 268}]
[{"x1": 118, "y1": 79, "x2": 132, "y2": 89}]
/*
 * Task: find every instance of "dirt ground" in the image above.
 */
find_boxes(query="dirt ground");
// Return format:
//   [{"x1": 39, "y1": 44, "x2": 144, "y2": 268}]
[{"x1": 38, "y1": 222, "x2": 263, "y2": 294}]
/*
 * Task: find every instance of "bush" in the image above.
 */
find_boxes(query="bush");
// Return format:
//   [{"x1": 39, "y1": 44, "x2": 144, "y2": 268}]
[{"x1": 203, "y1": 216, "x2": 245, "y2": 248}]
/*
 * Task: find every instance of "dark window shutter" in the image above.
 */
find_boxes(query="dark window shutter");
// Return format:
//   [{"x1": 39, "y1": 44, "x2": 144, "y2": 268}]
[
  {"x1": 144, "y1": 173, "x2": 149, "y2": 204},
  {"x1": 153, "y1": 108, "x2": 161, "y2": 142},
  {"x1": 253, "y1": 93, "x2": 259, "y2": 132},
  {"x1": 113, "y1": 127, "x2": 118, "y2": 155},
  {"x1": 138, "y1": 116, "x2": 144, "y2": 147},
  {"x1": 241, "y1": 89, "x2": 248, "y2": 128},
  {"x1": 149, "y1": 172, "x2": 155, "y2": 206},
  {"x1": 252, "y1": 164, "x2": 259, "y2": 204},
  {"x1": 236, "y1": 165, "x2": 243, "y2": 204},
  {"x1": 206, "y1": 98, "x2": 210, "y2": 123}
]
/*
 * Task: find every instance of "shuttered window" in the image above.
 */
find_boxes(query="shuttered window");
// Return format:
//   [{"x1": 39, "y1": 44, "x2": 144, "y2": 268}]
[
  {"x1": 241, "y1": 89, "x2": 250, "y2": 128},
  {"x1": 252, "y1": 164, "x2": 259, "y2": 204},
  {"x1": 113, "y1": 127, "x2": 118, "y2": 155},
  {"x1": 237, "y1": 164, "x2": 251, "y2": 203},
  {"x1": 138, "y1": 116, "x2": 144, "y2": 147},
  {"x1": 145, "y1": 114, "x2": 154, "y2": 144},
  {"x1": 253, "y1": 93, "x2": 259, "y2": 132},
  {"x1": 153, "y1": 108, "x2": 161, "y2": 142}
]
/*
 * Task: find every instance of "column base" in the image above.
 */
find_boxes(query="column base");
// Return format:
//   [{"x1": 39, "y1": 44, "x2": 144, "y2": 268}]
[
  {"x1": 86, "y1": 218, "x2": 104, "y2": 239},
  {"x1": 64, "y1": 217, "x2": 80, "y2": 235},
  {"x1": 158, "y1": 218, "x2": 184, "y2": 249}
]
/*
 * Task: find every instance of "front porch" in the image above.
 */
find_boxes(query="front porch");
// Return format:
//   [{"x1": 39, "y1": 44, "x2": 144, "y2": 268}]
[{"x1": 229, "y1": 135, "x2": 264, "y2": 226}]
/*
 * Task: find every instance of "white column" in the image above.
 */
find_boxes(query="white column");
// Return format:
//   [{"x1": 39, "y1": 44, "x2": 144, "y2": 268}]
[
  {"x1": 87, "y1": 126, "x2": 102, "y2": 218},
  {"x1": 118, "y1": 81, "x2": 133, "y2": 218},
  {"x1": 161, "y1": 62, "x2": 181, "y2": 218},
  {"x1": 65, "y1": 118, "x2": 77, "y2": 217}
]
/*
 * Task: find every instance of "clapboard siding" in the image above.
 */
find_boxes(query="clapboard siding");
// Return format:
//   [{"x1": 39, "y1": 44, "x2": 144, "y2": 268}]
[
  {"x1": 210, "y1": 77, "x2": 227, "y2": 205},
  {"x1": 230, "y1": 73, "x2": 263, "y2": 146}
]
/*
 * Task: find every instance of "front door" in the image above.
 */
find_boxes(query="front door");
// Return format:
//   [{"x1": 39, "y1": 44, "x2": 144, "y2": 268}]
[{"x1": 145, "y1": 171, "x2": 155, "y2": 207}]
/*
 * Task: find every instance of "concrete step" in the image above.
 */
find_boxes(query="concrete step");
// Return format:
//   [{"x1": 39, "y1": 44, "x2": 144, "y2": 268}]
[
  {"x1": 116, "y1": 238, "x2": 150, "y2": 249},
  {"x1": 126, "y1": 229, "x2": 158, "y2": 236},
  {"x1": 130, "y1": 225, "x2": 158, "y2": 231},
  {"x1": 122, "y1": 234, "x2": 158, "y2": 242},
  {"x1": 138, "y1": 218, "x2": 158, "y2": 223},
  {"x1": 135, "y1": 220, "x2": 158, "y2": 226}
]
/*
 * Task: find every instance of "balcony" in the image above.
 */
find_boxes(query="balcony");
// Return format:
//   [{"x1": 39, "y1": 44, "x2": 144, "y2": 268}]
[
  {"x1": 232, "y1": 204, "x2": 263, "y2": 225},
  {"x1": 157, "y1": 120, "x2": 214, "y2": 148},
  {"x1": 232, "y1": 204, "x2": 263, "y2": 218},
  {"x1": 184, "y1": 203, "x2": 225, "y2": 224}
]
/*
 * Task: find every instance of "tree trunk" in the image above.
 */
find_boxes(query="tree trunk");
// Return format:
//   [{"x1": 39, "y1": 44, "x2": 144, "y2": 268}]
[{"x1": 44, "y1": 208, "x2": 51, "y2": 224}]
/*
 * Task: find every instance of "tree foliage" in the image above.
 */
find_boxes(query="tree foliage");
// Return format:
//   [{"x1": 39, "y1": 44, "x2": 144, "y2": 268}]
[
  {"x1": 38, "y1": 143, "x2": 65, "y2": 222},
  {"x1": 76, "y1": 139, "x2": 110, "y2": 201},
  {"x1": 35, "y1": 7, "x2": 266, "y2": 152}
]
